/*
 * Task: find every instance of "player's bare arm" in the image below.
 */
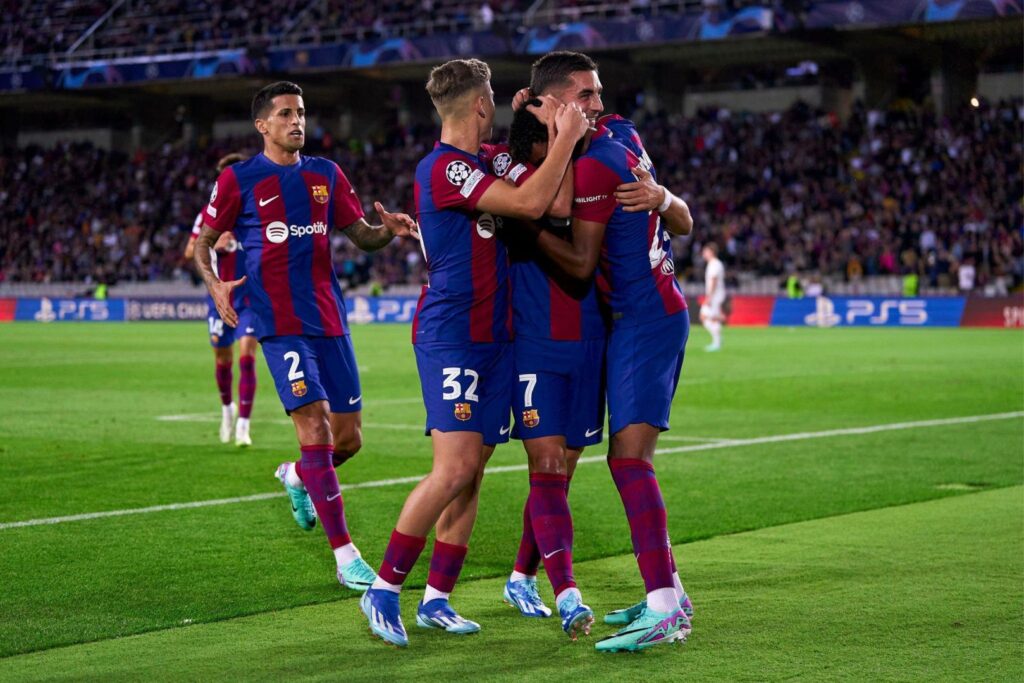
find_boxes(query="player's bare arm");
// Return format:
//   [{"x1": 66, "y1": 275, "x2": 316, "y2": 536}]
[
  {"x1": 533, "y1": 218, "x2": 606, "y2": 282},
  {"x1": 476, "y1": 104, "x2": 588, "y2": 219},
  {"x1": 344, "y1": 202, "x2": 419, "y2": 252},
  {"x1": 548, "y1": 159, "x2": 574, "y2": 219},
  {"x1": 194, "y1": 225, "x2": 246, "y2": 327},
  {"x1": 615, "y1": 166, "x2": 693, "y2": 235}
]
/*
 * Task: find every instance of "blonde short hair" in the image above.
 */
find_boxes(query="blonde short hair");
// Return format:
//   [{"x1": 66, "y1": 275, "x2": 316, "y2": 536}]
[{"x1": 425, "y1": 58, "x2": 491, "y2": 115}]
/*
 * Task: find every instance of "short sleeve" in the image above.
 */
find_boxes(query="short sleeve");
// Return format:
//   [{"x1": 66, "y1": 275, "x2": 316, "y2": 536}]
[
  {"x1": 572, "y1": 156, "x2": 619, "y2": 225},
  {"x1": 430, "y1": 153, "x2": 498, "y2": 212},
  {"x1": 204, "y1": 168, "x2": 242, "y2": 232},
  {"x1": 332, "y1": 162, "x2": 365, "y2": 230}
]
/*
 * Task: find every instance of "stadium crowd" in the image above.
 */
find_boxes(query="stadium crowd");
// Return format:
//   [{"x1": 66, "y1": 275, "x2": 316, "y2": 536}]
[{"x1": 0, "y1": 100, "x2": 1020, "y2": 293}]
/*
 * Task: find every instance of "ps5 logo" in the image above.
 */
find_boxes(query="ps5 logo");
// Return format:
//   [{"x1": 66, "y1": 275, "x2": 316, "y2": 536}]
[{"x1": 846, "y1": 300, "x2": 928, "y2": 325}]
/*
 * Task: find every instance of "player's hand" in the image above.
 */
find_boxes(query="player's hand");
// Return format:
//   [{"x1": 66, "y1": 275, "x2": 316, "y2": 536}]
[
  {"x1": 554, "y1": 103, "x2": 589, "y2": 141},
  {"x1": 211, "y1": 276, "x2": 245, "y2": 328},
  {"x1": 615, "y1": 166, "x2": 666, "y2": 213},
  {"x1": 511, "y1": 87, "x2": 531, "y2": 111},
  {"x1": 213, "y1": 230, "x2": 237, "y2": 251},
  {"x1": 525, "y1": 94, "x2": 560, "y2": 127},
  {"x1": 375, "y1": 201, "x2": 420, "y2": 241}
]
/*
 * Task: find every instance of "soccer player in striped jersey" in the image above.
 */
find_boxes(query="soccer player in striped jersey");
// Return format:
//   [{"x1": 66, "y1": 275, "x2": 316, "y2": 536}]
[
  {"x1": 360, "y1": 58, "x2": 589, "y2": 648},
  {"x1": 194, "y1": 81, "x2": 418, "y2": 592},
  {"x1": 184, "y1": 153, "x2": 259, "y2": 446},
  {"x1": 479, "y1": 104, "x2": 598, "y2": 640},
  {"x1": 519, "y1": 52, "x2": 697, "y2": 652}
]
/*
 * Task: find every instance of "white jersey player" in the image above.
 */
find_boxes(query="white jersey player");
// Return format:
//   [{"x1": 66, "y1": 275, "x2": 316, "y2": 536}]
[{"x1": 700, "y1": 243, "x2": 726, "y2": 351}]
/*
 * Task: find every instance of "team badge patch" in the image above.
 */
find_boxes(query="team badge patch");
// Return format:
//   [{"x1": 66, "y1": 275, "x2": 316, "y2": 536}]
[
  {"x1": 522, "y1": 409, "x2": 540, "y2": 428},
  {"x1": 454, "y1": 403, "x2": 472, "y2": 421},
  {"x1": 311, "y1": 185, "x2": 329, "y2": 204},
  {"x1": 446, "y1": 160, "x2": 472, "y2": 186},
  {"x1": 291, "y1": 380, "x2": 308, "y2": 397}
]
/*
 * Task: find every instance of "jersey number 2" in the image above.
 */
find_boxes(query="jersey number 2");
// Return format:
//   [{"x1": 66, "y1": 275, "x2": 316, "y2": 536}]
[{"x1": 283, "y1": 351, "x2": 304, "y2": 381}]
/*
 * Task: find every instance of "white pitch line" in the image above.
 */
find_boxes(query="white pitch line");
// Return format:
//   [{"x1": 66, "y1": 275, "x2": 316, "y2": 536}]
[
  {"x1": 658, "y1": 435, "x2": 733, "y2": 443},
  {"x1": 2, "y1": 411, "x2": 1020, "y2": 532},
  {"x1": 156, "y1": 414, "x2": 425, "y2": 431}
]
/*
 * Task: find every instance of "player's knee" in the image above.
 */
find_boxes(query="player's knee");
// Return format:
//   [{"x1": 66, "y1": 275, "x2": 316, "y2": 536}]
[{"x1": 437, "y1": 461, "x2": 478, "y2": 494}]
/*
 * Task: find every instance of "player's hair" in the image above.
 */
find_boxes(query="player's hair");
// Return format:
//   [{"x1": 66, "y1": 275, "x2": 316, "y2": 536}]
[
  {"x1": 425, "y1": 59, "x2": 491, "y2": 115},
  {"x1": 704, "y1": 242, "x2": 719, "y2": 255},
  {"x1": 530, "y1": 51, "x2": 598, "y2": 97},
  {"x1": 216, "y1": 153, "x2": 248, "y2": 173},
  {"x1": 251, "y1": 81, "x2": 303, "y2": 121},
  {"x1": 509, "y1": 99, "x2": 548, "y2": 164}
]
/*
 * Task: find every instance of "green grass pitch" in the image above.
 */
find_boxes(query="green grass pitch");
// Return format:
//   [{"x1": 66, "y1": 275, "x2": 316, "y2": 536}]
[{"x1": 0, "y1": 323, "x2": 1020, "y2": 681}]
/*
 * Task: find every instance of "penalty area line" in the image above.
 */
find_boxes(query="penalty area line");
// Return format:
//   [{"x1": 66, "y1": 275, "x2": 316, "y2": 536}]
[{"x1": 2, "y1": 411, "x2": 1020, "y2": 531}]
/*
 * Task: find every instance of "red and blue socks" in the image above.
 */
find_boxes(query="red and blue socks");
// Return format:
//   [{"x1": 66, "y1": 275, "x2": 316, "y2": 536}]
[
  {"x1": 424, "y1": 539, "x2": 468, "y2": 602},
  {"x1": 237, "y1": 355, "x2": 256, "y2": 420},
  {"x1": 299, "y1": 445, "x2": 351, "y2": 550},
  {"x1": 527, "y1": 473, "x2": 576, "y2": 599},
  {"x1": 608, "y1": 458, "x2": 678, "y2": 614},
  {"x1": 215, "y1": 362, "x2": 232, "y2": 406},
  {"x1": 374, "y1": 529, "x2": 427, "y2": 592}
]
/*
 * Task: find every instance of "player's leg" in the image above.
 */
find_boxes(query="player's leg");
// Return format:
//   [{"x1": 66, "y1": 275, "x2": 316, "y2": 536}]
[
  {"x1": 596, "y1": 313, "x2": 691, "y2": 652},
  {"x1": 415, "y1": 443, "x2": 493, "y2": 635},
  {"x1": 210, "y1": 314, "x2": 237, "y2": 443},
  {"x1": 701, "y1": 305, "x2": 722, "y2": 352},
  {"x1": 363, "y1": 430, "x2": 484, "y2": 646},
  {"x1": 234, "y1": 320, "x2": 258, "y2": 446}
]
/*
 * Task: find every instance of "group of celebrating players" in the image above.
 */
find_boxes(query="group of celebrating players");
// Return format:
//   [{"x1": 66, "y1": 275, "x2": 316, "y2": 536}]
[{"x1": 192, "y1": 50, "x2": 699, "y2": 653}]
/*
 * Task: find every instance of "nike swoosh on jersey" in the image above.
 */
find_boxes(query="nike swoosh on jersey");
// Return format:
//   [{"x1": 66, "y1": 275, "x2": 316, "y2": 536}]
[{"x1": 258, "y1": 195, "x2": 279, "y2": 207}]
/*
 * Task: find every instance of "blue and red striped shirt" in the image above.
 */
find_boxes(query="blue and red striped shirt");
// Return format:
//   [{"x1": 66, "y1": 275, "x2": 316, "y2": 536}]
[
  {"x1": 480, "y1": 143, "x2": 605, "y2": 341},
  {"x1": 411, "y1": 142, "x2": 511, "y2": 344},
  {"x1": 573, "y1": 127, "x2": 686, "y2": 325},
  {"x1": 203, "y1": 153, "x2": 364, "y2": 339}
]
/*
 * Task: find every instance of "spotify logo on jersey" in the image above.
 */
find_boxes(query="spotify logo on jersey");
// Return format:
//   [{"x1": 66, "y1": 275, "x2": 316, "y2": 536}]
[
  {"x1": 476, "y1": 213, "x2": 502, "y2": 239},
  {"x1": 266, "y1": 221, "x2": 289, "y2": 244}
]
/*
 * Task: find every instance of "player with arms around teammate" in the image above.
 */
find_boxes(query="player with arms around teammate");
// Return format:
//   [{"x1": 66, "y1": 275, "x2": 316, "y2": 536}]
[
  {"x1": 500, "y1": 50, "x2": 694, "y2": 638},
  {"x1": 524, "y1": 54, "x2": 697, "y2": 652},
  {"x1": 485, "y1": 103, "x2": 599, "y2": 641},
  {"x1": 359, "y1": 58, "x2": 589, "y2": 648},
  {"x1": 184, "y1": 153, "x2": 260, "y2": 446},
  {"x1": 194, "y1": 81, "x2": 418, "y2": 591},
  {"x1": 701, "y1": 242, "x2": 726, "y2": 351}
]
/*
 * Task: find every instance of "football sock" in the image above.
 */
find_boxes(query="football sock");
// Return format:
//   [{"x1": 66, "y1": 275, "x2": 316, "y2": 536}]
[
  {"x1": 528, "y1": 473, "x2": 576, "y2": 597},
  {"x1": 708, "y1": 320, "x2": 722, "y2": 346},
  {"x1": 608, "y1": 458, "x2": 674, "y2": 596},
  {"x1": 299, "y1": 445, "x2": 351, "y2": 549},
  {"x1": 647, "y1": 587, "x2": 680, "y2": 615},
  {"x1": 513, "y1": 498, "x2": 541, "y2": 576},
  {"x1": 668, "y1": 551, "x2": 686, "y2": 601},
  {"x1": 509, "y1": 570, "x2": 533, "y2": 582},
  {"x1": 422, "y1": 585, "x2": 450, "y2": 604},
  {"x1": 374, "y1": 529, "x2": 427, "y2": 593},
  {"x1": 238, "y1": 355, "x2": 256, "y2": 419},
  {"x1": 556, "y1": 586, "x2": 581, "y2": 607},
  {"x1": 427, "y1": 539, "x2": 468, "y2": 599},
  {"x1": 333, "y1": 543, "x2": 361, "y2": 566},
  {"x1": 215, "y1": 362, "x2": 232, "y2": 405},
  {"x1": 289, "y1": 460, "x2": 305, "y2": 489}
]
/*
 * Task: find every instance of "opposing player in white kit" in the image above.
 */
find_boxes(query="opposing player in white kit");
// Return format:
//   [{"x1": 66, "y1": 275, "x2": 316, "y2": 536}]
[{"x1": 700, "y1": 243, "x2": 726, "y2": 352}]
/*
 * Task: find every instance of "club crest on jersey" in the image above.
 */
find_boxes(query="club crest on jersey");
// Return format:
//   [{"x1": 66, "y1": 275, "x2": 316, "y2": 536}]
[
  {"x1": 492, "y1": 152, "x2": 511, "y2": 177},
  {"x1": 291, "y1": 380, "x2": 308, "y2": 397},
  {"x1": 446, "y1": 160, "x2": 472, "y2": 186},
  {"x1": 522, "y1": 409, "x2": 540, "y2": 428},
  {"x1": 311, "y1": 185, "x2": 329, "y2": 204},
  {"x1": 454, "y1": 403, "x2": 472, "y2": 421}
]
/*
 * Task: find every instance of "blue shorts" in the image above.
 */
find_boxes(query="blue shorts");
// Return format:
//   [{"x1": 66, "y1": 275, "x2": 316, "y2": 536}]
[
  {"x1": 207, "y1": 303, "x2": 256, "y2": 348},
  {"x1": 414, "y1": 341, "x2": 513, "y2": 446},
  {"x1": 607, "y1": 312, "x2": 689, "y2": 435},
  {"x1": 511, "y1": 336, "x2": 606, "y2": 448},
  {"x1": 261, "y1": 335, "x2": 362, "y2": 414}
]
